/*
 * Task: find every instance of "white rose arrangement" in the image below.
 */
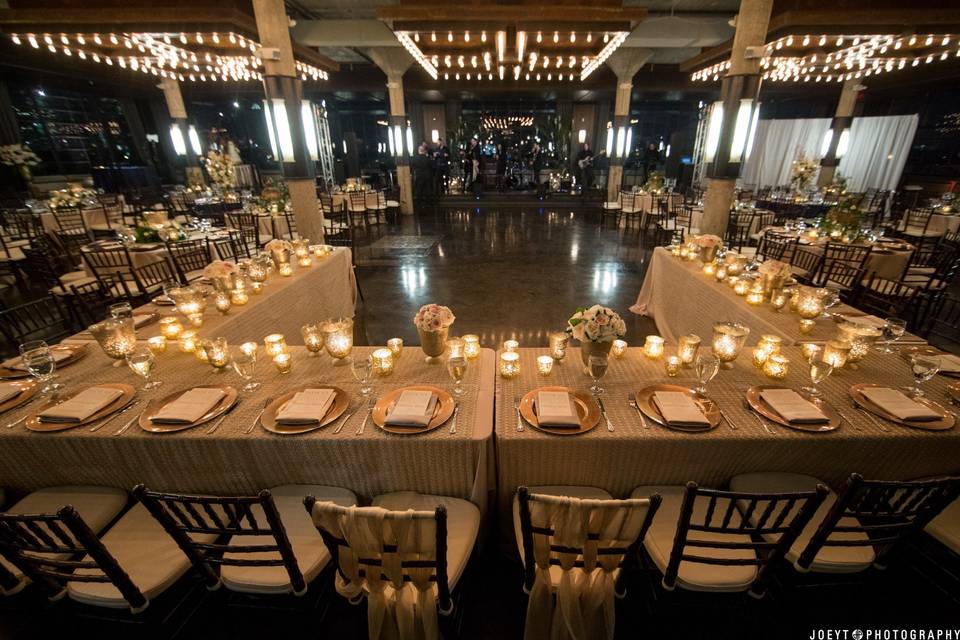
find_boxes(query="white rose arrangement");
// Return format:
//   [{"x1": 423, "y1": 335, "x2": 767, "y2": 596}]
[
  {"x1": 264, "y1": 239, "x2": 293, "y2": 254},
  {"x1": 693, "y1": 234, "x2": 722, "y2": 248},
  {"x1": 203, "y1": 260, "x2": 239, "y2": 280},
  {"x1": 205, "y1": 149, "x2": 235, "y2": 189},
  {"x1": 414, "y1": 304, "x2": 456, "y2": 334},
  {"x1": 48, "y1": 183, "x2": 98, "y2": 209},
  {"x1": 566, "y1": 304, "x2": 627, "y2": 343},
  {"x1": 758, "y1": 260, "x2": 791, "y2": 279}
]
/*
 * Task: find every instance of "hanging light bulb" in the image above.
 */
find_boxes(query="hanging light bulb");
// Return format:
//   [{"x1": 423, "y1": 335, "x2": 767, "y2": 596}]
[
  {"x1": 464, "y1": 30, "x2": 470, "y2": 42},
  {"x1": 603, "y1": 32, "x2": 609, "y2": 43},
  {"x1": 481, "y1": 31, "x2": 487, "y2": 42},
  {"x1": 553, "y1": 31, "x2": 559, "y2": 43},
  {"x1": 448, "y1": 31, "x2": 453, "y2": 42},
  {"x1": 431, "y1": 31, "x2": 437, "y2": 42},
  {"x1": 414, "y1": 32, "x2": 419, "y2": 42},
  {"x1": 586, "y1": 33, "x2": 592, "y2": 43},
  {"x1": 570, "y1": 31, "x2": 576, "y2": 43},
  {"x1": 536, "y1": 31, "x2": 542, "y2": 43}
]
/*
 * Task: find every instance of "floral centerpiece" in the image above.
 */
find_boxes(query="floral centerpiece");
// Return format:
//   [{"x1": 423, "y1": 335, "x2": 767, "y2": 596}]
[
  {"x1": 258, "y1": 177, "x2": 290, "y2": 213},
  {"x1": 414, "y1": 303, "x2": 456, "y2": 361},
  {"x1": 203, "y1": 260, "x2": 239, "y2": 291},
  {"x1": 566, "y1": 304, "x2": 627, "y2": 365},
  {"x1": 0, "y1": 143, "x2": 41, "y2": 182},
  {"x1": 134, "y1": 210, "x2": 184, "y2": 243},
  {"x1": 204, "y1": 149, "x2": 235, "y2": 190},
  {"x1": 264, "y1": 238, "x2": 293, "y2": 266},
  {"x1": 818, "y1": 193, "x2": 866, "y2": 241},
  {"x1": 757, "y1": 259, "x2": 791, "y2": 295},
  {"x1": 47, "y1": 183, "x2": 98, "y2": 209},
  {"x1": 790, "y1": 155, "x2": 818, "y2": 193},
  {"x1": 642, "y1": 170, "x2": 666, "y2": 193},
  {"x1": 692, "y1": 234, "x2": 723, "y2": 262}
]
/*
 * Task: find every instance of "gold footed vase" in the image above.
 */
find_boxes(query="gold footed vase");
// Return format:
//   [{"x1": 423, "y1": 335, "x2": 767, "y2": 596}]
[
  {"x1": 418, "y1": 328, "x2": 449, "y2": 363},
  {"x1": 579, "y1": 340, "x2": 614, "y2": 370}
]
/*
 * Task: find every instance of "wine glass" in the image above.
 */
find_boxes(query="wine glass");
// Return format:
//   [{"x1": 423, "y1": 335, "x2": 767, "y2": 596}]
[
  {"x1": 907, "y1": 354, "x2": 940, "y2": 397},
  {"x1": 231, "y1": 347, "x2": 261, "y2": 392},
  {"x1": 351, "y1": 356, "x2": 374, "y2": 398},
  {"x1": 820, "y1": 287, "x2": 841, "y2": 318},
  {"x1": 19, "y1": 341, "x2": 63, "y2": 395},
  {"x1": 447, "y1": 356, "x2": 468, "y2": 396},
  {"x1": 109, "y1": 302, "x2": 133, "y2": 319},
  {"x1": 125, "y1": 347, "x2": 162, "y2": 390},
  {"x1": 802, "y1": 355, "x2": 834, "y2": 397},
  {"x1": 879, "y1": 318, "x2": 907, "y2": 353},
  {"x1": 587, "y1": 354, "x2": 608, "y2": 396},
  {"x1": 694, "y1": 353, "x2": 720, "y2": 396}
]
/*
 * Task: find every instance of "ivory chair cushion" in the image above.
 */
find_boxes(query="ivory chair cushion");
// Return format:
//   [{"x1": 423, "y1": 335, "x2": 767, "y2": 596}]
[
  {"x1": 512, "y1": 485, "x2": 614, "y2": 587},
  {"x1": 385, "y1": 200, "x2": 400, "y2": 208},
  {"x1": 220, "y1": 485, "x2": 357, "y2": 595},
  {"x1": 730, "y1": 472, "x2": 875, "y2": 573},
  {"x1": 68, "y1": 503, "x2": 215, "y2": 610},
  {"x1": 0, "y1": 486, "x2": 128, "y2": 593},
  {"x1": 631, "y1": 485, "x2": 757, "y2": 592},
  {"x1": 372, "y1": 491, "x2": 480, "y2": 590},
  {"x1": 925, "y1": 497, "x2": 960, "y2": 554},
  {"x1": 601, "y1": 202, "x2": 621, "y2": 210}
]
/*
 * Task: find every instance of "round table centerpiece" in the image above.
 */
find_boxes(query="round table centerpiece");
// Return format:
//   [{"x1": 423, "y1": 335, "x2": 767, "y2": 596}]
[
  {"x1": 566, "y1": 304, "x2": 627, "y2": 367},
  {"x1": 757, "y1": 259, "x2": 791, "y2": 298},
  {"x1": 692, "y1": 234, "x2": 722, "y2": 263},
  {"x1": 414, "y1": 303, "x2": 456, "y2": 363}
]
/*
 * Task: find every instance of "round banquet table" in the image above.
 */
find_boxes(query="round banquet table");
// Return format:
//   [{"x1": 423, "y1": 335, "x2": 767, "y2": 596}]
[
  {"x1": 774, "y1": 234, "x2": 915, "y2": 281},
  {"x1": 36, "y1": 206, "x2": 112, "y2": 233},
  {"x1": 903, "y1": 209, "x2": 960, "y2": 237},
  {"x1": 80, "y1": 232, "x2": 222, "y2": 276}
]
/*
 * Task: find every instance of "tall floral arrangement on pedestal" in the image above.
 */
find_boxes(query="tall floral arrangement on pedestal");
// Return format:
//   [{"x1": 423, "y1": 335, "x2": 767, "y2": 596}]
[
  {"x1": 258, "y1": 178, "x2": 290, "y2": 213},
  {"x1": 204, "y1": 149, "x2": 235, "y2": 190},
  {"x1": 790, "y1": 155, "x2": 818, "y2": 193},
  {"x1": 567, "y1": 304, "x2": 626, "y2": 366},
  {"x1": 48, "y1": 183, "x2": 98, "y2": 209},
  {"x1": 0, "y1": 143, "x2": 41, "y2": 182}
]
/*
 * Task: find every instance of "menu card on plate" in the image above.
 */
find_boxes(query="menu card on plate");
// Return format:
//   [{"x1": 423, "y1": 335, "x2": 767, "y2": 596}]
[
  {"x1": 385, "y1": 390, "x2": 438, "y2": 427},
  {"x1": 652, "y1": 391, "x2": 711, "y2": 428},
  {"x1": 152, "y1": 388, "x2": 226, "y2": 424},
  {"x1": 38, "y1": 387, "x2": 124, "y2": 423},
  {"x1": 0, "y1": 383, "x2": 23, "y2": 404},
  {"x1": 759, "y1": 389, "x2": 828, "y2": 424},
  {"x1": 535, "y1": 391, "x2": 580, "y2": 427},
  {"x1": 936, "y1": 354, "x2": 960, "y2": 374},
  {"x1": 276, "y1": 389, "x2": 336, "y2": 424},
  {"x1": 860, "y1": 387, "x2": 941, "y2": 421},
  {"x1": 3, "y1": 349, "x2": 72, "y2": 372}
]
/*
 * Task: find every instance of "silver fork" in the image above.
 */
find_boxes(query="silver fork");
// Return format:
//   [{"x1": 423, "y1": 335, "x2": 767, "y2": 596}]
[
  {"x1": 514, "y1": 394, "x2": 524, "y2": 432},
  {"x1": 627, "y1": 394, "x2": 649, "y2": 429},
  {"x1": 596, "y1": 395, "x2": 615, "y2": 432},
  {"x1": 4, "y1": 396, "x2": 43, "y2": 429},
  {"x1": 332, "y1": 405, "x2": 359, "y2": 435},
  {"x1": 449, "y1": 403, "x2": 460, "y2": 434},
  {"x1": 114, "y1": 410, "x2": 142, "y2": 436},
  {"x1": 90, "y1": 399, "x2": 140, "y2": 432},
  {"x1": 355, "y1": 399, "x2": 373, "y2": 435},
  {"x1": 245, "y1": 397, "x2": 272, "y2": 434},
  {"x1": 743, "y1": 400, "x2": 774, "y2": 435},
  {"x1": 852, "y1": 401, "x2": 889, "y2": 432}
]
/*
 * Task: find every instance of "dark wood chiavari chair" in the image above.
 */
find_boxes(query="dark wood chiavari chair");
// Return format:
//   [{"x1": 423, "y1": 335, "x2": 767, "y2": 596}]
[
  {"x1": 3, "y1": 209, "x2": 43, "y2": 247},
  {"x1": 725, "y1": 211, "x2": 759, "y2": 253},
  {"x1": 898, "y1": 207, "x2": 938, "y2": 240},
  {"x1": 126, "y1": 255, "x2": 177, "y2": 302},
  {"x1": 50, "y1": 205, "x2": 89, "y2": 238},
  {"x1": 816, "y1": 242, "x2": 872, "y2": 286},
  {"x1": 50, "y1": 228, "x2": 91, "y2": 269},
  {"x1": 225, "y1": 212, "x2": 268, "y2": 256},
  {"x1": 755, "y1": 232, "x2": 796, "y2": 262},
  {"x1": 620, "y1": 191, "x2": 643, "y2": 229},
  {"x1": 789, "y1": 245, "x2": 825, "y2": 284},
  {"x1": 346, "y1": 192, "x2": 369, "y2": 228},
  {"x1": 818, "y1": 260, "x2": 865, "y2": 300},
  {"x1": 207, "y1": 229, "x2": 249, "y2": 262},
  {"x1": 924, "y1": 294, "x2": 960, "y2": 350},
  {"x1": 165, "y1": 238, "x2": 210, "y2": 284},
  {"x1": 85, "y1": 202, "x2": 124, "y2": 238},
  {"x1": 857, "y1": 273, "x2": 921, "y2": 326},
  {"x1": 273, "y1": 209, "x2": 299, "y2": 240},
  {"x1": 0, "y1": 233, "x2": 27, "y2": 291},
  {"x1": 0, "y1": 295, "x2": 74, "y2": 345}
]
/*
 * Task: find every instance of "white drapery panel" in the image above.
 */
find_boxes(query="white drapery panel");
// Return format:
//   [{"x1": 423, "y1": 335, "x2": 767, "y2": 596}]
[{"x1": 740, "y1": 115, "x2": 918, "y2": 192}]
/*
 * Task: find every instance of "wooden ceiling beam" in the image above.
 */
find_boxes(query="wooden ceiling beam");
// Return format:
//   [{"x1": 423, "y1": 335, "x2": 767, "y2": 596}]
[{"x1": 376, "y1": 5, "x2": 646, "y2": 29}]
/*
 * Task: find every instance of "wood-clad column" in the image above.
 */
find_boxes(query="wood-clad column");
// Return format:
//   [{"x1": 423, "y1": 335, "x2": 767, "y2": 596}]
[
  {"x1": 368, "y1": 47, "x2": 415, "y2": 215},
  {"x1": 604, "y1": 49, "x2": 652, "y2": 202}
]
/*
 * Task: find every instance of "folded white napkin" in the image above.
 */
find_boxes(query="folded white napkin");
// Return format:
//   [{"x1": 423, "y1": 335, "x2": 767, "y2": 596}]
[
  {"x1": 276, "y1": 388, "x2": 336, "y2": 425},
  {"x1": 860, "y1": 387, "x2": 941, "y2": 422},
  {"x1": 151, "y1": 388, "x2": 227, "y2": 424},
  {"x1": 936, "y1": 354, "x2": 960, "y2": 374},
  {"x1": 535, "y1": 391, "x2": 580, "y2": 428},
  {"x1": 133, "y1": 315, "x2": 153, "y2": 328},
  {"x1": 760, "y1": 389, "x2": 829, "y2": 424},
  {"x1": 840, "y1": 314, "x2": 887, "y2": 329},
  {"x1": 4, "y1": 348, "x2": 73, "y2": 372},
  {"x1": 385, "y1": 390, "x2": 438, "y2": 427},
  {"x1": 0, "y1": 383, "x2": 22, "y2": 404},
  {"x1": 38, "y1": 386, "x2": 124, "y2": 423},
  {"x1": 652, "y1": 391, "x2": 711, "y2": 428}
]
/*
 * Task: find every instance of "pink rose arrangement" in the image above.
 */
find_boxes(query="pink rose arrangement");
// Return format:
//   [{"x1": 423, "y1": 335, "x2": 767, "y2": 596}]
[{"x1": 414, "y1": 304, "x2": 456, "y2": 334}]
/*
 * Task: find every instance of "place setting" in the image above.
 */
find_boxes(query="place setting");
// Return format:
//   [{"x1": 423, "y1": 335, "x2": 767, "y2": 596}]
[
  {"x1": 23, "y1": 383, "x2": 136, "y2": 433},
  {"x1": 138, "y1": 385, "x2": 238, "y2": 434},
  {"x1": 849, "y1": 384, "x2": 955, "y2": 431},
  {"x1": 0, "y1": 342, "x2": 87, "y2": 380},
  {"x1": 260, "y1": 386, "x2": 350, "y2": 435}
]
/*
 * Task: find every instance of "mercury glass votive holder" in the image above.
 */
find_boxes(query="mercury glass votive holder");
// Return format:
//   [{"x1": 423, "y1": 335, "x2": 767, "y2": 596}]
[
  {"x1": 611, "y1": 339, "x2": 628, "y2": 357},
  {"x1": 712, "y1": 322, "x2": 750, "y2": 367},
  {"x1": 746, "y1": 284, "x2": 765, "y2": 306},
  {"x1": 159, "y1": 317, "x2": 184, "y2": 340},
  {"x1": 240, "y1": 341, "x2": 257, "y2": 357},
  {"x1": 715, "y1": 266, "x2": 728, "y2": 282},
  {"x1": 264, "y1": 334, "x2": 288, "y2": 358},
  {"x1": 665, "y1": 356, "x2": 682, "y2": 377},
  {"x1": 203, "y1": 337, "x2": 230, "y2": 371},
  {"x1": 499, "y1": 351, "x2": 521, "y2": 378},
  {"x1": 752, "y1": 347, "x2": 771, "y2": 369},
  {"x1": 447, "y1": 337, "x2": 465, "y2": 359},
  {"x1": 250, "y1": 281, "x2": 265, "y2": 294},
  {"x1": 757, "y1": 335, "x2": 783, "y2": 356},
  {"x1": 230, "y1": 280, "x2": 249, "y2": 305},
  {"x1": 502, "y1": 339, "x2": 519, "y2": 353},
  {"x1": 278, "y1": 263, "x2": 294, "y2": 277},
  {"x1": 537, "y1": 355, "x2": 554, "y2": 376},
  {"x1": 273, "y1": 353, "x2": 292, "y2": 374},
  {"x1": 799, "y1": 319, "x2": 816, "y2": 334},
  {"x1": 823, "y1": 340, "x2": 852, "y2": 369},
  {"x1": 678, "y1": 246, "x2": 690, "y2": 259},
  {"x1": 801, "y1": 343, "x2": 822, "y2": 362},
  {"x1": 771, "y1": 291, "x2": 787, "y2": 312},
  {"x1": 179, "y1": 330, "x2": 198, "y2": 353},
  {"x1": 702, "y1": 262, "x2": 717, "y2": 277},
  {"x1": 194, "y1": 341, "x2": 210, "y2": 363},
  {"x1": 643, "y1": 335, "x2": 665, "y2": 359},
  {"x1": 214, "y1": 292, "x2": 232, "y2": 314},
  {"x1": 301, "y1": 324, "x2": 324, "y2": 356},
  {"x1": 734, "y1": 279, "x2": 751, "y2": 296},
  {"x1": 324, "y1": 319, "x2": 353, "y2": 363},
  {"x1": 763, "y1": 354, "x2": 790, "y2": 380},
  {"x1": 388, "y1": 338, "x2": 404, "y2": 359},
  {"x1": 678, "y1": 334, "x2": 701, "y2": 366},
  {"x1": 796, "y1": 287, "x2": 825, "y2": 319},
  {"x1": 549, "y1": 332, "x2": 569, "y2": 358},
  {"x1": 88, "y1": 317, "x2": 137, "y2": 363},
  {"x1": 298, "y1": 256, "x2": 312, "y2": 268},
  {"x1": 836, "y1": 323, "x2": 883, "y2": 363},
  {"x1": 371, "y1": 348, "x2": 395, "y2": 376},
  {"x1": 147, "y1": 336, "x2": 167, "y2": 355}
]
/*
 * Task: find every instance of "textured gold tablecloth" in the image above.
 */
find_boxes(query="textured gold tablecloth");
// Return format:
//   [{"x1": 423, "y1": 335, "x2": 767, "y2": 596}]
[
  {"x1": 495, "y1": 346, "x2": 960, "y2": 540},
  {"x1": 0, "y1": 347, "x2": 495, "y2": 511}
]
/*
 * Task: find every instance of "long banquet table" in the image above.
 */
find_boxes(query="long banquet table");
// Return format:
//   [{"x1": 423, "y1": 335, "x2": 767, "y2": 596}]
[
  {"x1": 631, "y1": 246, "x2": 919, "y2": 345},
  {"x1": 495, "y1": 346, "x2": 960, "y2": 541},
  {"x1": 0, "y1": 347, "x2": 495, "y2": 513}
]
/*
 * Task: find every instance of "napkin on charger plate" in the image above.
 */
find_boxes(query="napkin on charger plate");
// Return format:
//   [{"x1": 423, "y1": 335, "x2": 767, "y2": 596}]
[
  {"x1": 385, "y1": 390, "x2": 438, "y2": 427},
  {"x1": 652, "y1": 391, "x2": 711, "y2": 428},
  {"x1": 838, "y1": 314, "x2": 887, "y2": 329},
  {"x1": 275, "y1": 388, "x2": 336, "y2": 424},
  {"x1": 0, "y1": 383, "x2": 23, "y2": 404},
  {"x1": 133, "y1": 315, "x2": 154, "y2": 329},
  {"x1": 38, "y1": 386, "x2": 124, "y2": 423},
  {"x1": 151, "y1": 388, "x2": 227, "y2": 424},
  {"x1": 3, "y1": 348, "x2": 72, "y2": 372},
  {"x1": 860, "y1": 387, "x2": 941, "y2": 422},
  {"x1": 935, "y1": 353, "x2": 960, "y2": 374},
  {"x1": 534, "y1": 391, "x2": 580, "y2": 428},
  {"x1": 759, "y1": 389, "x2": 829, "y2": 424}
]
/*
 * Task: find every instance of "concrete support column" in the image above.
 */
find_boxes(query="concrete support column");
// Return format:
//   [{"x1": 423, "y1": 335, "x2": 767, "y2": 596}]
[
  {"x1": 368, "y1": 47, "x2": 415, "y2": 215},
  {"x1": 817, "y1": 78, "x2": 862, "y2": 187},
  {"x1": 252, "y1": 0, "x2": 324, "y2": 242},
  {"x1": 699, "y1": 0, "x2": 774, "y2": 237},
  {"x1": 159, "y1": 78, "x2": 204, "y2": 186},
  {"x1": 604, "y1": 49, "x2": 652, "y2": 202}
]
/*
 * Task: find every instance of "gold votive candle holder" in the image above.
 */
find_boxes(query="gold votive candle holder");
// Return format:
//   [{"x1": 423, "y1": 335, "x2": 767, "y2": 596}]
[
  {"x1": 665, "y1": 356, "x2": 682, "y2": 377},
  {"x1": 796, "y1": 287, "x2": 825, "y2": 319},
  {"x1": 549, "y1": 332, "x2": 569, "y2": 361},
  {"x1": 371, "y1": 348, "x2": 395, "y2": 376},
  {"x1": 250, "y1": 281, "x2": 264, "y2": 294},
  {"x1": 734, "y1": 279, "x2": 751, "y2": 296},
  {"x1": 537, "y1": 355, "x2": 554, "y2": 376},
  {"x1": 279, "y1": 263, "x2": 294, "y2": 277},
  {"x1": 715, "y1": 266, "x2": 727, "y2": 282},
  {"x1": 643, "y1": 335, "x2": 665, "y2": 359},
  {"x1": 462, "y1": 335, "x2": 480, "y2": 360},
  {"x1": 836, "y1": 323, "x2": 883, "y2": 363},
  {"x1": 502, "y1": 339, "x2": 519, "y2": 352},
  {"x1": 712, "y1": 322, "x2": 750, "y2": 367},
  {"x1": 611, "y1": 339, "x2": 628, "y2": 357},
  {"x1": 752, "y1": 347, "x2": 771, "y2": 369},
  {"x1": 214, "y1": 292, "x2": 232, "y2": 314},
  {"x1": 159, "y1": 317, "x2": 184, "y2": 339},
  {"x1": 756, "y1": 335, "x2": 783, "y2": 356},
  {"x1": 762, "y1": 354, "x2": 790, "y2": 379},
  {"x1": 499, "y1": 351, "x2": 521, "y2": 378},
  {"x1": 324, "y1": 328, "x2": 353, "y2": 362},
  {"x1": 799, "y1": 319, "x2": 816, "y2": 334},
  {"x1": 231, "y1": 289, "x2": 249, "y2": 306},
  {"x1": 771, "y1": 292, "x2": 787, "y2": 312},
  {"x1": 823, "y1": 340, "x2": 851, "y2": 369},
  {"x1": 88, "y1": 317, "x2": 137, "y2": 362},
  {"x1": 179, "y1": 330, "x2": 198, "y2": 353},
  {"x1": 726, "y1": 276, "x2": 740, "y2": 290},
  {"x1": 702, "y1": 262, "x2": 717, "y2": 277},
  {"x1": 264, "y1": 334, "x2": 288, "y2": 358},
  {"x1": 746, "y1": 284, "x2": 765, "y2": 306},
  {"x1": 678, "y1": 246, "x2": 690, "y2": 259},
  {"x1": 240, "y1": 341, "x2": 257, "y2": 357},
  {"x1": 301, "y1": 324, "x2": 324, "y2": 356},
  {"x1": 194, "y1": 341, "x2": 210, "y2": 363},
  {"x1": 273, "y1": 353, "x2": 292, "y2": 374},
  {"x1": 801, "y1": 343, "x2": 822, "y2": 361},
  {"x1": 447, "y1": 337, "x2": 465, "y2": 359},
  {"x1": 147, "y1": 336, "x2": 167, "y2": 354},
  {"x1": 298, "y1": 256, "x2": 312, "y2": 268},
  {"x1": 388, "y1": 338, "x2": 404, "y2": 358},
  {"x1": 678, "y1": 334, "x2": 701, "y2": 366},
  {"x1": 188, "y1": 313, "x2": 204, "y2": 327},
  {"x1": 203, "y1": 337, "x2": 230, "y2": 370}
]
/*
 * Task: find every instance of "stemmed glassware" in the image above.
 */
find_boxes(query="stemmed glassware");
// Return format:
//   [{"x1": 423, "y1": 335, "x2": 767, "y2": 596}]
[
  {"x1": 907, "y1": 354, "x2": 940, "y2": 397},
  {"x1": 351, "y1": 356, "x2": 374, "y2": 399},
  {"x1": 125, "y1": 347, "x2": 162, "y2": 389},
  {"x1": 879, "y1": 317, "x2": 907, "y2": 353},
  {"x1": 802, "y1": 355, "x2": 834, "y2": 397},
  {"x1": 109, "y1": 302, "x2": 133, "y2": 319},
  {"x1": 232, "y1": 344, "x2": 261, "y2": 392},
  {"x1": 19, "y1": 341, "x2": 63, "y2": 395},
  {"x1": 820, "y1": 287, "x2": 841, "y2": 318},
  {"x1": 447, "y1": 356, "x2": 467, "y2": 396},
  {"x1": 694, "y1": 353, "x2": 720, "y2": 396},
  {"x1": 587, "y1": 355, "x2": 608, "y2": 396}
]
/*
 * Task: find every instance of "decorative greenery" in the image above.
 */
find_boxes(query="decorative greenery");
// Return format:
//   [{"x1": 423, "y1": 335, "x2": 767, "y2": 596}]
[
  {"x1": 258, "y1": 177, "x2": 290, "y2": 211},
  {"x1": 790, "y1": 155, "x2": 818, "y2": 192},
  {"x1": 819, "y1": 193, "x2": 867, "y2": 239},
  {"x1": 642, "y1": 170, "x2": 666, "y2": 193}
]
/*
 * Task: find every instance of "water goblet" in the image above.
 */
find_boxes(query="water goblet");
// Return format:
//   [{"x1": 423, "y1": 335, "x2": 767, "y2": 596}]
[
  {"x1": 447, "y1": 356, "x2": 468, "y2": 396},
  {"x1": 231, "y1": 347, "x2": 261, "y2": 392},
  {"x1": 587, "y1": 355, "x2": 608, "y2": 396},
  {"x1": 125, "y1": 347, "x2": 162, "y2": 389},
  {"x1": 109, "y1": 302, "x2": 133, "y2": 319},
  {"x1": 694, "y1": 353, "x2": 720, "y2": 396},
  {"x1": 879, "y1": 317, "x2": 907, "y2": 353},
  {"x1": 801, "y1": 355, "x2": 834, "y2": 397},
  {"x1": 907, "y1": 354, "x2": 940, "y2": 397},
  {"x1": 19, "y1": 340, "x2": 63, "y2": 395},
  {"x1": 351, "y1": 356, "x2": 374, "y2": 399}
]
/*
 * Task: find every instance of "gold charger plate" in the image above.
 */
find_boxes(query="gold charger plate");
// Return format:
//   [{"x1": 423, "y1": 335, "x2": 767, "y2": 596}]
[
  {"x1": 25, "y1": 383, "x2": 135, "y2": 432},
  {"x1": 261, "y1": 386, "x2": 349, "y2": 435},
  {"x1": 949, "y1": 382, "x2": 960, "y2": 404},
  {"x1": 520, "y1": 386, "x2": 600, "y2": 436},
  {"x1": 139, "y1": 384, "x2": 238, "y2": 433},
  {"x1": 373, "y1": 385, "x2": 454, "y2": 434},
  {"x1": 746, "y1": 385, "x2": 841, "y2": 433},
  {"x1": 0, "y1": 380, "x2": 38, "y2": 414},
  {"x1": 635, "y1": 384, "x2": 721, "y2": 432},
  {"x1": 849, "y1": 383, "x2": 955, "y2": 431},
  {"x1": 0, "y1": 344, "x2": 88, "y2": 380},
  {"x1": 899, "y1": 346, "x2": 960, "y2": 379}
]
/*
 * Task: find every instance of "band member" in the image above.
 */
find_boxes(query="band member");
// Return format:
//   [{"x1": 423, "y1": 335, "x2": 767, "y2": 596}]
[
  {"x1": 495, "y1": 143, "x2": 507, "y2": 191},
  {"x1": 468, "y1": 137, "x2": 482, "y2": 197},
  {"x1": 576, "y1": 142, "x2": 595, "y2": 193},
  {"x1": 530, "y1": 142, "x2": 545, "y2": 199},
  {"x1": 434, "y1": 138, "x2": 450, "y2": 194},
  {"x1": 412, "y1": 142, "x2": 434, "y2": 203}
]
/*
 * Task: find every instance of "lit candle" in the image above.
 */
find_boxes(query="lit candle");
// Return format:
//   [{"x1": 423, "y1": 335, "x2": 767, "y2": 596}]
[
  {"x1": 502, "y1": 339, "x2": 519, "y2": 352},
  {"x1": 147, "y1": 336, "x2": 167, "y2": 354},
  {"x1": 188, "y1": 313, "x2": 204, "y2": 327},
  {"x1": 549, "y1": 332, "x2": 568, "y2": 361},
  {"x1": 756, "y1": 335, "x2": 783, "y2": 356},
  {"x1": 801, "y1": 343, "x2": 822, "y2": 361},
  {"x1": 537, "y1": 355, "x2": 554, "y2": 376},
  {"x1": 240, "y1": 341, "x2": 257, "y2": 357},
  {"x1": 231, "y1": 289, "x2": 249, "y2": 305},
  {"x1": 301, "y1": 324, "x2": 324, "y2": 356},
  {"x1": 298, "y1": 256, "x2": 312, "y2": 268},
  {"x1": 194, "y1": 341, "x2": 210, "y2": 363},
  {"x1": 715, "y1": 266, "x2": 727, "y2": 282},
  {"x1": 836, "y1": 323, "x2": 883, "y2": 362},
  {"x1": 179, "y1": 330, "x2": 198, "y2": 353},
  {"x1": 798, "y1": 319, "x2": 816, "y2": 334},
  {"x1": 665, "y1": 356, "x2": 682, "y2": 377},
  {"x1": 159, "y1": 317, "x2": 184, "y2": 339},
  {"x1": 771, "y1": 291, "x2": 787, "y2": 311},
  {"x1": 702, "y1": 262, "x2": 717, "y2": 277},
  {"x1": 204, "y1": 338, "x2": 230, "y2": 370},
  {"x1": 214, "y1": 292, "x2": 232, "y2": 314},
  {"x1": 388, "y1": 337, "x2": 404, "y2": 358},
  {"x1": 678, "y1": 334, "x2": 701, "y2": 366},
  {"x1": 712, "y1": 322, "x2": 750, "y2": 367},
  {"x1": 371, "y1": 348, "x2": 395, "y2": 376},
  {"x1": 679, "y1": 246, "x2": 689, "y2": 259},
  {"x1": 643, "y1": 335, "x2": 665, "y2": 359},
  {"x1": 447, "y1": 337, "x2": 465, "y2": 359},
  {"x1": 746, "y1": 283, "x2": 765, "y2": 305},
  {"x1": 796, "y1": 288, "x2": 825, "y2": 319},
  {"x1": 763, "y1": 354, "x2": 790, "y2": 379},
  {"x1": 279, "y1": 263, "x2": 293, "y2": 277},
  {"x1": 752, "y1": 347, "x2": 771, "y2": 368},
  {"x1": 463, "y1": 335, "x2": 480, "y2": 360},
  {"x1": 734, "y1": 279, "x2": 751, "y2": 296},
  {"x1": 611, "y1": 339, "x2": 628, "y2": 357},
  {"x1": 499, "y1": 351, "x2": 520, "y2": 378},
  {"x1": 273, "y1": 353, "x2": 292, "y2": 374},
  {"x1": 727, "y1": 276, "x2": 740, "y2": 290},
  {"x1": 313, "y1": 245, "x2": 327, "y2": 258},
  {"x1": 823, "y1": 340, "x2": 851, "y2": 369},
  {"x1": 264, "y1": 334, "x2": 287, "y2": 358},
  {"x1": 325, "y1": 331, "x2": 352, "y2": 361}
]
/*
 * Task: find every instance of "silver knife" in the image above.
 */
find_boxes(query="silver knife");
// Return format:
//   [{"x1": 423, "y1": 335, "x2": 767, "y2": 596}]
[
  {"x1": 245, "y1": 397, "x2": 272, "y2": 434},
  {"x1": 596, "y1": 396, "x2": 615, "y2": 432},
  {"x1": 90, "y1": 399, "x2": 140, "y2": 432},
  {"x1": 514, "y1": 395, "x2": 524, "y2": 432},
  {"x1": 332, "y1": 406, "x2": 359, "y2": 434},
  {"x1": 449, "y1": 405, "x2": 460, "y2": 434},
  {"x1": 114, "y1": 410, "x2": 142, "y2": 436},
  {"x1": 4, "y1": 396, "x2": 43, "y2": 429},
  {"x1": 206, "y1": 401, "x2": 239, "y2": 434}
]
